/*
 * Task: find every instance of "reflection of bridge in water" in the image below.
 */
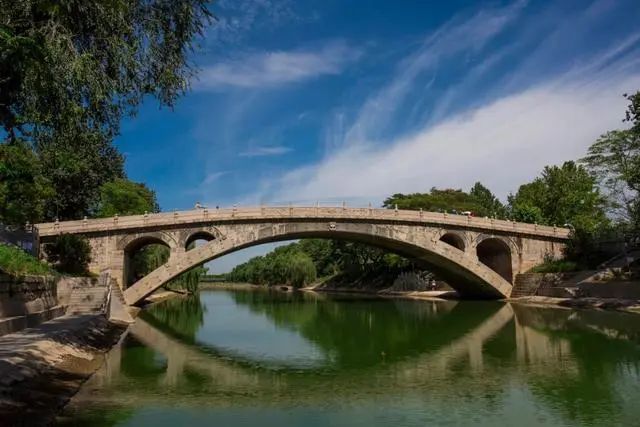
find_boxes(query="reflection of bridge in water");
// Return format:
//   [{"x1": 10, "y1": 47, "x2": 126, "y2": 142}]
[{"x1": 81, "y1": 302, "x2": 598, "y2": 407}]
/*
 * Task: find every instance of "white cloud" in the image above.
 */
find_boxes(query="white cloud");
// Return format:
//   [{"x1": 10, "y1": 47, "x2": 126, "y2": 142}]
[
  {"x1": 196, "y1": 41, "x2": 360, "y2": 90},
  {"x1": 239, "y1": 145, "x2": 292, "y2": 157}
]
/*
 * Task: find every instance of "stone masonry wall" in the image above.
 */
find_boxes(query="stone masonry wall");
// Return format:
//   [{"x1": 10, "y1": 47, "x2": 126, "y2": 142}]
[{"x1": 0, "y1": 274, "x2": 58, "y2": 318}]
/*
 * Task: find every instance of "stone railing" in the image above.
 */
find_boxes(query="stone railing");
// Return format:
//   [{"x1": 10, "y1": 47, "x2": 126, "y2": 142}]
[
  {"x1": 35, "y1": 206, "x2": 571, "y2": 240},
  {"x1": 99, "y1": 272, "x2": 112, "y2": 318}
]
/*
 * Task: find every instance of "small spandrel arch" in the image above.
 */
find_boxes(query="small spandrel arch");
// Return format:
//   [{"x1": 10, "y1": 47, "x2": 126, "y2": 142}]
[{"x1": 439, "y1": 232, "x2": 465, "y2": 251}]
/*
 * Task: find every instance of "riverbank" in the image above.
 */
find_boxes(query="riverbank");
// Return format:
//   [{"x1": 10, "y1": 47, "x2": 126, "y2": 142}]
[
  {"x1": 198, "y1": 282, "x2": 264, "y2": 291},
  {"x1": 0, "y1": 314, "x2": 126, "y2": 426},
  {"x1": 314, "y1": 286, "x2": 640, "y2": 313},
  {"x1": 509, "y1": 295, "x2": 640, "y2": 313},
  {"x1": 200, "y1": 281, "x2": 457, "y2": 302},
  {"x1": 305, "y1": 285, "x2": 456, "y2": 301},
  {"x1": 203, "y1": 281, "x2": 640, "y2": 314}
]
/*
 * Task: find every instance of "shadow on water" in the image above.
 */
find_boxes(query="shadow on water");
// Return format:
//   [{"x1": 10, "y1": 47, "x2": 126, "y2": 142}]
[{"x1": 57, "y1": 289, "x2": 640, "y2": 427}]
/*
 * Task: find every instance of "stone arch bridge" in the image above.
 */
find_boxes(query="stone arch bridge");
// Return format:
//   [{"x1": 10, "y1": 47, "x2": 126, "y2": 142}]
[{"x1": 35, "y1": 206, "x2": 570, "y2": 305}]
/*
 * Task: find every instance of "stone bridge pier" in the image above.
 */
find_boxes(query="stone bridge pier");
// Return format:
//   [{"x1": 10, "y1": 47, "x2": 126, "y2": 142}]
[{"x1": 35, "y1": 207, "x2": 569, "y2": 305}]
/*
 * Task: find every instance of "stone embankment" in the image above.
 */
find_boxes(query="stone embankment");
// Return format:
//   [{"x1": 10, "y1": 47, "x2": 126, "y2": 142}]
[{"x1": 0, "y1": 314, "x2": 126, "y2": 426}]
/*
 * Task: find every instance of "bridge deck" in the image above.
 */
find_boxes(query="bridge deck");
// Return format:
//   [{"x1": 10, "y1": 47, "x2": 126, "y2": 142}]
[{"x1": 35, "y1": 206, "x2": 570, "y2": 240}]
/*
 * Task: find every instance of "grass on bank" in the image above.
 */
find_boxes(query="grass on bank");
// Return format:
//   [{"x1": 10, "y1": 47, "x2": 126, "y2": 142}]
[{"x1": 0, "y1": 244, "x2": 54, "y2": 277}]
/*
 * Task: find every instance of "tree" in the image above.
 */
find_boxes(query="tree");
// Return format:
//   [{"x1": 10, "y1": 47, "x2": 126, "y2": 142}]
[
  {"x1": 510, "y1": 204, "x2": 544, "y2": 224},
  {"x1": 97, "y1": 179, "x2": 160, "y2": 217},
  {"x1": 624, "y1": 91, "x2": 640, "y2": 134},
  {"x1": 129, "y1": 240, "x2": 207, "y2": 292},
  {"x1": 225, "y1": 242, "x2": 320, "y2": 287},
  {"x1": 383, "y1": 188, "x2": 483, "y2": 213},
  {"x1": 508, "y1": 161, "x2": 608, "y2": 233},
  {"x1": 298, "y1": 239, "x2": 337, "y2": 276},
  {"x1": 0, "y1": 139, "x2": 53, "y2": 225},
  {"x1": 1, "y1": 1, "x2": 212, "y2": 143},
  {"x1": 286, "y1": 252, "x2": 316, "y2": 288},
  {"x1": 582, "y1": 92, "x2": 640, "y2": 230},
  {"x1": 1, "y1": 1, "x2": 212, "y2": 220},
  {"x1": 329, "y1": 240, "x2": 386, "y2": 276},
  {"x1": 131, "y1": 244, "x2": 169, "y2": 282},
  {"x1": 38, "y1": 134, "x2": 125, "y2": 220},
  {"x1": 225, "y1": 238, "x2": 416, "y2": 288},
  {"x1": 45, "y1": 233, "x2": 91, "y2": 274},
  {"x1": 469, "y1": 182, "x2": 507, "y2": 218},
  {"x1": 383, "y1": 185, "x2": 508, "y2": 217}
]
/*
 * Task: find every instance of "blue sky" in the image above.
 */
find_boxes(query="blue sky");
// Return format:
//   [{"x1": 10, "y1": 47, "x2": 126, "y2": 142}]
[{"x1": 116, "y1": 0, "x2": 640, "y2": 272}]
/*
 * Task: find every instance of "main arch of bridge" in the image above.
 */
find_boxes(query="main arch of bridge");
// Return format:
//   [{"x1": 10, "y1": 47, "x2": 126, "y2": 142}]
[{"x1": 34, "y1": 207, "x2": 569, "y2": 305}]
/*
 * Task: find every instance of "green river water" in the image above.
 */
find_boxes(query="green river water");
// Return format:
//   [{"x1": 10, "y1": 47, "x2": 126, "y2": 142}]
[{"x1": 58, "y1": 289, "x2": 640, "y2": 426}]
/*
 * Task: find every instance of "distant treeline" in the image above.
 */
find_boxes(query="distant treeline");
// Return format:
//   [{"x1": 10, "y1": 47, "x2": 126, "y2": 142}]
[{"x1": 225, "y1": 239, "x2": 416, "y2": 288}]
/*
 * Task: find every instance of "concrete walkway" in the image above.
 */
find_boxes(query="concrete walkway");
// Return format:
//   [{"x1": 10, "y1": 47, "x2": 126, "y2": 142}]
[
  {"x1": 0, "y1": 314, "x2": 124, "y2": 425},
  {"x1": 0, "y1": 314, "x2": 107, "y2": 386}
]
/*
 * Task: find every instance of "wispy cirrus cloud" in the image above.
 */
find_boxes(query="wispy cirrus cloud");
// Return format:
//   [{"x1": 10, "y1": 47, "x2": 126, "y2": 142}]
[
  {"x1": 238, "y1": 1, "x2": 640, "y2": 206},
  {"x1": 196, "y1": 41, "x2": 361, "y2": 90},
  {"x1": 336, "y1": 0, "x2": 528, "y2": 149},
  {"x1": 184, "y1": 171, "x2": 230, "y2": 198},
  {"x1": 250, "y1": 73, "x2": 640, "y2": 206},
  {"x1": 207, "y1": 0, "x2": 308, "y2": 44},
  {"x1": 201, "y1": 171, "x2": 229, "y2": 185},
  {"x1": 239, "y1": 145, "x2": 292, "y2": 157}
]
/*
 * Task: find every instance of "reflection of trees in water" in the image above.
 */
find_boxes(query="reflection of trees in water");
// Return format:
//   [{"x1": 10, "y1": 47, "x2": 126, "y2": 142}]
[
  {"x1": 57, "y1": 406, "x2": 135, "y2": 427},
  {"x1": 230, "y1": 289, "x2": 504, "y2": 368},
  {"x1": 228, "y1": 291, "x2": 640, "y2": 424},
  {"x1": 512, "y1": 304, "x2": 640, "y2": 426},
  {"x1": 142, "y1": 295, "x2": 206, "y2": 343},
  {"x1": 120, "y1": 337, "x2": 167, "y2": 378}
]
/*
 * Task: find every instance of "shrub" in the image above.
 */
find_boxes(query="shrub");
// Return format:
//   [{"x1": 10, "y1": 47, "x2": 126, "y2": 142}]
[
  {"x1": 45, "y1": 234, "x2": 91, "y2": 274},
  {"x1": 530, "y1": 259, "x2": 579, "y2": 273}
]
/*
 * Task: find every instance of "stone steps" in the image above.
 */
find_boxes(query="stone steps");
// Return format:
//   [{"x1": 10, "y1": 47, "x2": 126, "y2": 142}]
[
  {"x1": 109, "y1": 281, "x2": 127, "y2": 306},
  {"x1": 105, "y1": 279, "x2": 135, "y2": 324},
  {"x1": 510, "y1": 273, "x2": 543, "y2": 298},
  {"x1": 67, "y1": 286, "x2": 107, "y2": 315}
]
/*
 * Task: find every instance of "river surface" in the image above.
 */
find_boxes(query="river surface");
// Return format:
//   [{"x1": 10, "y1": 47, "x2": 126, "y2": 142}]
[{"x1": 59, "y1": 289, "x2": 640, "y2": 426}]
